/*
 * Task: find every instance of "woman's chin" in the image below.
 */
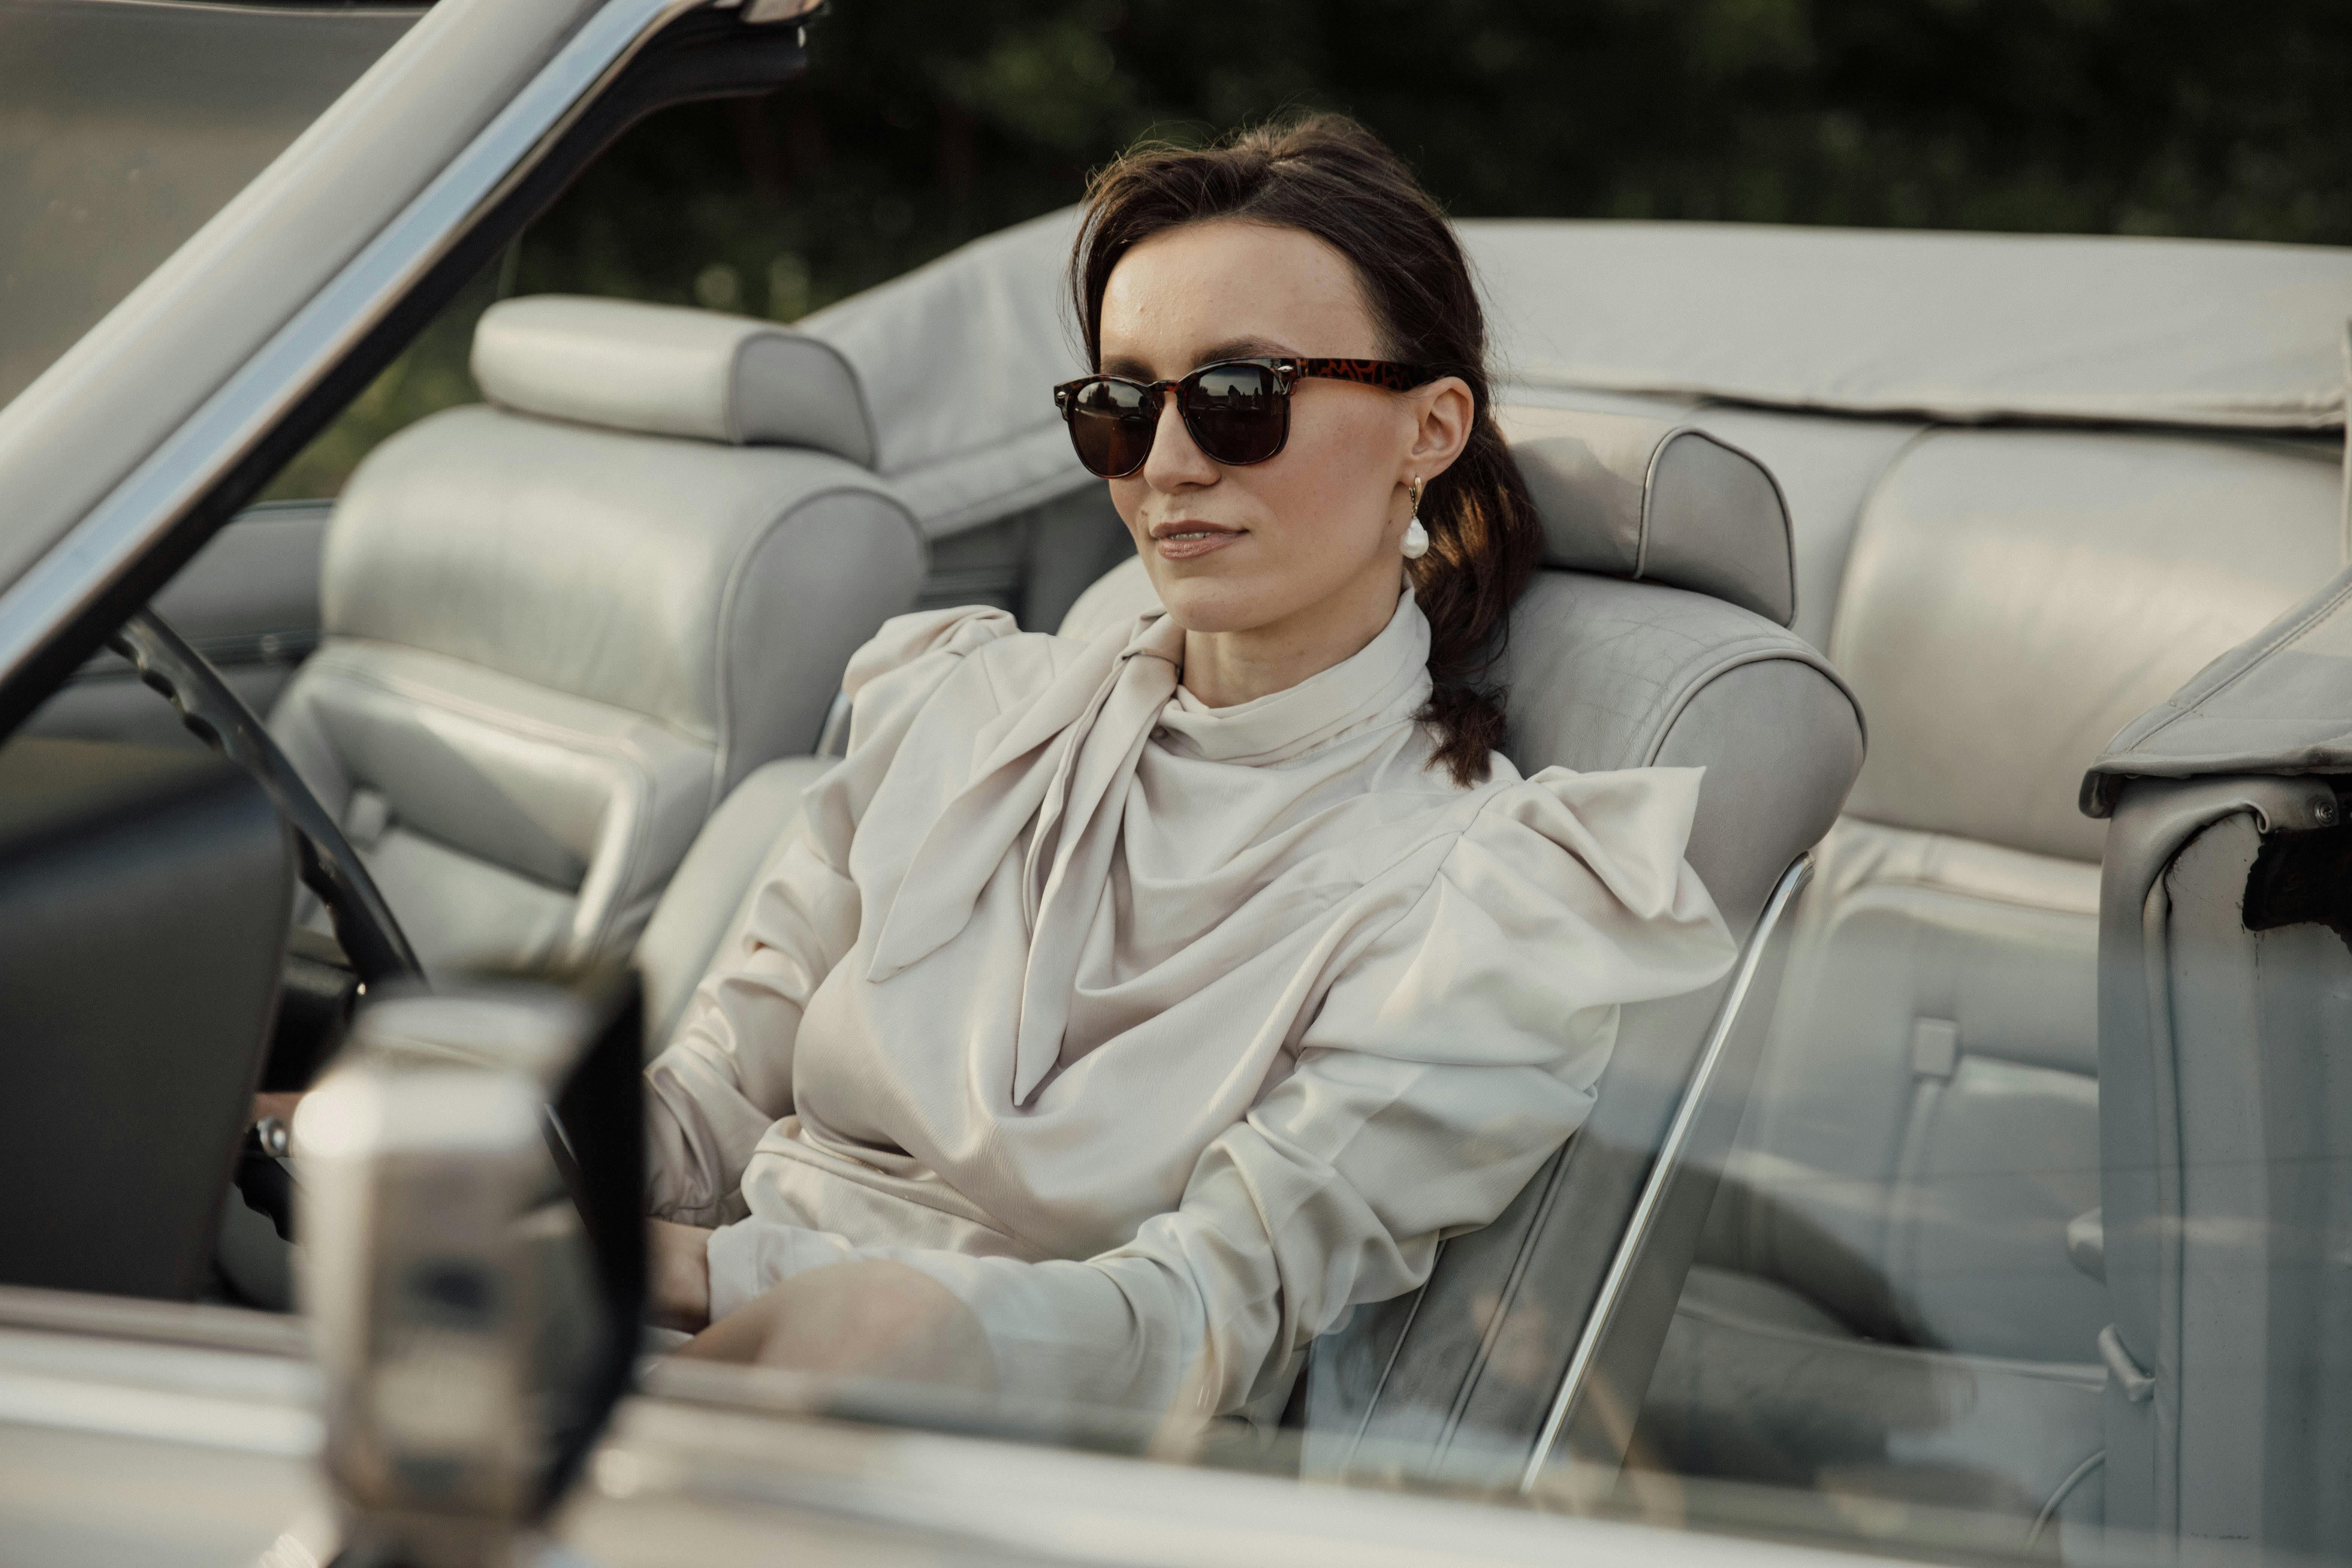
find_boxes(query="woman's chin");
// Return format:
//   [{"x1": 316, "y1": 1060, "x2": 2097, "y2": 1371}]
[{"x1": 1153, "y1": 576, "x2": 1282, "y2": 636}]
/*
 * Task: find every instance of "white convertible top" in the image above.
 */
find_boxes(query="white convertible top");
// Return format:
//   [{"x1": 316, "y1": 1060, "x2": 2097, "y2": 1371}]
[
  {"x1": 799, "y1": 208, "x2": 2352, "y2": 538},
  {"x1": 1473, "y1": 221, "x2": 2352, "y2": 431},
  {"x1": 797, "y1": 210, "x2": 1092, "y2": 537}
]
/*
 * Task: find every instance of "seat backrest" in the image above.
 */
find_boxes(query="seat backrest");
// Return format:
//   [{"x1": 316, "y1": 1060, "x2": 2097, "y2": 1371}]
[
  {"x1": 1066, "y1": 409, "x2": 1865, "y2": 1482},
  {"x1": 271, "y1": 296, "x2": 925, "y2": 979},
  {"x1": 1703, "y1": 425, "x2": 2345, "y2": 1378}
]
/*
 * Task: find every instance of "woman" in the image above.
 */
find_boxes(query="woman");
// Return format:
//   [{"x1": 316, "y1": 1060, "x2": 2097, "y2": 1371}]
[{"x1": 643, "y1": 115, "x2": 1733, "y2": 1419}]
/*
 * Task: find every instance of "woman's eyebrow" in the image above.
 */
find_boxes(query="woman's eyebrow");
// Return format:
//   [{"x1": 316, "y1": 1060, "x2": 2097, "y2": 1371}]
[
  {"x1": 1098, "y1": 338, "x2": 1297, "y2": 380},
  {"x1": 1197, "y1": 337, "x2": 1291, "y2": 364}
]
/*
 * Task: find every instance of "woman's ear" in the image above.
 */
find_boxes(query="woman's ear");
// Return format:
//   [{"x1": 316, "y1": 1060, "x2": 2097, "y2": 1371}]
[{"x1": 1404, "y1": 376, "x2": 1475, "y2": 480}]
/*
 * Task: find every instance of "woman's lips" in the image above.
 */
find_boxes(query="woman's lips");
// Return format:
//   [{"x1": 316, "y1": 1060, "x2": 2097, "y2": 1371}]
[{"x1": 1153, "y1": 525, "x2": 1243, "y2": 560}]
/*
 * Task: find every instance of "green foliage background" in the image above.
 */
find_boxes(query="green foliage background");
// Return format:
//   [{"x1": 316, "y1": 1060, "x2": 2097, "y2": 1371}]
[{"x1": 266, "y1": 0, "x2": 2352, "y2": 499}]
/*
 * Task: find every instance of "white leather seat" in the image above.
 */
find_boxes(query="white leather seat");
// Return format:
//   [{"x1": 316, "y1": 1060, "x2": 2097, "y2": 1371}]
[
  {"x1": 1635, "y1": 425, "x2": 2346, "y2": 1539},
  {"x1": 271, "y1": 296, "x2": 925, "y2": 978}
]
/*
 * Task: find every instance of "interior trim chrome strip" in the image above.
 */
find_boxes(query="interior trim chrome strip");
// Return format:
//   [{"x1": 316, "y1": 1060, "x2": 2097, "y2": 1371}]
[
  {"x1": 0, "y1": 1367, "x2": 320, "y2": 1458},
  {"x1": 0, "y1": 0, "x2": 710, "y2": 692},
  {"x1": 1516, "y1": 851, "x2": 1814, "y2": 1494}
]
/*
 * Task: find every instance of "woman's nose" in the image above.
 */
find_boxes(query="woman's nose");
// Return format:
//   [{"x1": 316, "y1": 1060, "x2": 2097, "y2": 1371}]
[{"x1": 1140, "y1": 392, "x2": 1217, "y2": 490}]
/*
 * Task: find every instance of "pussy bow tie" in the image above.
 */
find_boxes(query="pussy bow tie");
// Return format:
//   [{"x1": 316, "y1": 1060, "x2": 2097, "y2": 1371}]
[{"x1": 866, "y1": 612, "x2": 1184, "y2": 1106}]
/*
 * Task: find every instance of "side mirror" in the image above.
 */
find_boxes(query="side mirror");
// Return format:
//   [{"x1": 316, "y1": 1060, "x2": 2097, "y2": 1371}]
[{"x1": 292, "y1": 975, "x2": 643, "y2": 1567}]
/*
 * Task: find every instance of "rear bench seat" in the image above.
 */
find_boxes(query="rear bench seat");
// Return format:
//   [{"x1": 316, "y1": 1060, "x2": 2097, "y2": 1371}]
[
  {"x1": 1639, "y1": 425, "x2": 2342, "y2": 1536},
  {"x1": 1465, "y1": 225, "x2": 2352, "y2": 1544}
]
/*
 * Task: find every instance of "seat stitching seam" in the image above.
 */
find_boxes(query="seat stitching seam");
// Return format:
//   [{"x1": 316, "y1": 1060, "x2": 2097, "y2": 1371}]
[{"x1": 1635, "y1": 645, "x2": 1864, "y2": 767}]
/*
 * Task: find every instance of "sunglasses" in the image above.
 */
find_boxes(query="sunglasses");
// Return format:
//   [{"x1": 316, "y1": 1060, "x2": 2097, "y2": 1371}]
[{"x1": 1052, "y1": 357, "x2": 1436, "y2": 479}]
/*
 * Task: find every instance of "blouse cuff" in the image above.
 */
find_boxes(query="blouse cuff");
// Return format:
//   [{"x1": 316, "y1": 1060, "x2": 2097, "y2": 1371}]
[
  {"x1": 703, "y1": 1215, "x2": 859, "y2": 1323},
  {"x1": 700, "y1": 1219, "x2": 1179, "y2": 1414}
]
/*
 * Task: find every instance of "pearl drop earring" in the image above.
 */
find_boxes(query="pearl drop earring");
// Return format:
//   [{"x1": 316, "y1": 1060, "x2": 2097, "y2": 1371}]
[{"x1": 1401, "y1": 477, "x2": 1430, "y2": 560}]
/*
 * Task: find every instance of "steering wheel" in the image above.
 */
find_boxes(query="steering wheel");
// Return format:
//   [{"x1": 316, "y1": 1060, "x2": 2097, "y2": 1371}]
[{"x1": 107, "y1": 609, "x2": 422, "y2": 986}]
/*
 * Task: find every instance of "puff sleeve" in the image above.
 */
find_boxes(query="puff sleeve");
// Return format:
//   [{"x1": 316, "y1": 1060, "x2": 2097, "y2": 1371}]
[{"x1": 643, "y1": 606, "x2": 1019, "y2": 1225}]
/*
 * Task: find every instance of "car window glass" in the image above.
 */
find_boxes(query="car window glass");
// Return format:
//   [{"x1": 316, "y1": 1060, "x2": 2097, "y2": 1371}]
[
  {"x1": 17, "y1": 17, "x2": 2351, "y2": 1568},
  {"x1": 0, "y1": 0, "x2": 421, "y2": 414}
]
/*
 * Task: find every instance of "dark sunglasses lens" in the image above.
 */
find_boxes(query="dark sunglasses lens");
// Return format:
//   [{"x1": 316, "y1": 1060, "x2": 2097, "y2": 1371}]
[
  {"x1": 1181, "y1": 363, "x2": 1286, "y2": 465},
  {"x1": 1066, "y1": 379, "x2": 1156, "y2": 477}
]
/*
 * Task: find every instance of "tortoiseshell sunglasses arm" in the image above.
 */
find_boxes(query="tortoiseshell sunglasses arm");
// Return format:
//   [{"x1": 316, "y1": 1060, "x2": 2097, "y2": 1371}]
[{"x1": 1282, "y1": 358, "x2": 1438, "y2": 391}]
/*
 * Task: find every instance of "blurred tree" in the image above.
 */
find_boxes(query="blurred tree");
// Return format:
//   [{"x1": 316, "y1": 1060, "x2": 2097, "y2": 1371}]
[{"x1": 266, "y1": 0, "x2": 2352, "y2": 498}]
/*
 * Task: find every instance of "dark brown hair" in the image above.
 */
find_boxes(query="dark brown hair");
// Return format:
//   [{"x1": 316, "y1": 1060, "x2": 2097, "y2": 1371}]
[{"x1": 1072, "y1": 114, "x2": 1544, "y2": 786}]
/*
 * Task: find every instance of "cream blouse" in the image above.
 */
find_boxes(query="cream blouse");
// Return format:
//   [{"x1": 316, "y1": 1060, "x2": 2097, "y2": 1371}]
[{"x1": 645, "y1": 590, "x2": 1733, "y2": 1418}]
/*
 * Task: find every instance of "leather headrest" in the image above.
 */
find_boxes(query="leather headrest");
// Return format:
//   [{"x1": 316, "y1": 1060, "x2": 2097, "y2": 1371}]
[
  {"x1": 1498, "y1": 405, "x2": 1796, "y2": 627},
  {"x1": 324, "y1": 405, "x2": 922, "y2": 772},
  {"x1": 472, "y1": 295, "x2": 877, "y2": 465}
]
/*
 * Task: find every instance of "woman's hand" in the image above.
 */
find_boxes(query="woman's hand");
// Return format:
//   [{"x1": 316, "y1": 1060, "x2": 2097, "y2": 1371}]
[
  {"x1": 677, "y1": 1259, "x2": 997, "y2": 1393},
  {"x1": 646, "y1": 1219, "x2": 714, "y2": 1333}
]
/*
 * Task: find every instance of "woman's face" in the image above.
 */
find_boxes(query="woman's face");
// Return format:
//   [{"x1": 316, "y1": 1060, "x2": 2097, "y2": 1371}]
[{"x1": 1095, "y1": 219, "x2": 1470, "y2": 641}]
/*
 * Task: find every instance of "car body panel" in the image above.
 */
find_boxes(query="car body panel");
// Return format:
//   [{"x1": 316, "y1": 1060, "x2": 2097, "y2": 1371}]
[{"x1": 0, "y1": 1286, "x2": 1884, "y2": 1568}]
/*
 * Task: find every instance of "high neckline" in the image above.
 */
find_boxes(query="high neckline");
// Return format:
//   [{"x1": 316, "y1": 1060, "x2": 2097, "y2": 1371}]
[{"x1": 1152, "y1": 590, "x2": 1432, "y2": 767}]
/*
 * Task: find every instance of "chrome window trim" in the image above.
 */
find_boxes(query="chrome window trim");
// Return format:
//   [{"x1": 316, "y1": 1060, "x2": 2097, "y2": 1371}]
[
  {"x1": 0, "y1": 1348, "x2": 320, "y2": 1460},
  {"x1": 0, "y1": 1315, "x2": 1870, "y2": 1568},
  {"x1": 0, "y1": 0, "x2": 729, "y2": 698},
  {"x1": 1517, "y1": 850, "x2": 1814, "y2": 1493}
]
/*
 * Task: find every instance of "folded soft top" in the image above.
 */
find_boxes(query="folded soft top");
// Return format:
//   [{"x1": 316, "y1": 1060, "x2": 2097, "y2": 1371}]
[
  {"x1": 2084, "y1": 564, "x2": 2352, "y2": 818},
  {"x1": 797, "y1": 209, "x2": 2352, "y2": 539},
  {"x1": 1471, "y1": 220, "x2": 2352, "y2": 433}
]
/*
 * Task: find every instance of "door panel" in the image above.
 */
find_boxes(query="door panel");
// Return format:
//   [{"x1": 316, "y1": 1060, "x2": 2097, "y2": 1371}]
[{"x1": 21, "y1": 501, "x2": 328, "y2": 750}]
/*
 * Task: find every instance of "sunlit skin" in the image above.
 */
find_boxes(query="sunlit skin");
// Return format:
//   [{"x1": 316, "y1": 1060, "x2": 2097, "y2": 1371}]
[
  {"x1": 1099, "y1": 218, "x2": 1473, "y2": 706},
  {"x1": 641, "y1": 219, "x2": 1476, "y2": 1388}
]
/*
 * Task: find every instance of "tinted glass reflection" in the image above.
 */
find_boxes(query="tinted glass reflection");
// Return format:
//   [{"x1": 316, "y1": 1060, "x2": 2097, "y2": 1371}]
[{"x1": 0, "y1": 0, "x2": 420, "y2": 412}]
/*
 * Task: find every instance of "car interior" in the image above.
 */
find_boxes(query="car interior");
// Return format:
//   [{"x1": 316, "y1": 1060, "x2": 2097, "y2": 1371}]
[
  {"x1": 264, "y1": 293, "x2": 921, "y2": 980},
  {"x1": 12, "y1": 139, "x2": 2352, "y2": 1566}
]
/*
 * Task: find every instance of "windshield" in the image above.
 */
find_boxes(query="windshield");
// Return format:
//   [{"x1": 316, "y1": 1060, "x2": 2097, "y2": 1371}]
[{"x1": 0, "y1": 0, "x2": 420, "y2": 412}]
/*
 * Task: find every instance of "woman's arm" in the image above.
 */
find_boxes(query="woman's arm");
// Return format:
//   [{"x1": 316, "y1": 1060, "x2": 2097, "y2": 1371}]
[
  {"x1": 643, "y1": 842, "x2": 856, "y2": 1225},
  {"x1": 644, "y1": 605, "x2": 1023, "y2": 1225},
  {"x1": 646, "y1": 1218, "x2": 715, "y2": 1332},
  {"x1": 678, "y1": 1259, "x2": 998, "y2": 1393}
]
